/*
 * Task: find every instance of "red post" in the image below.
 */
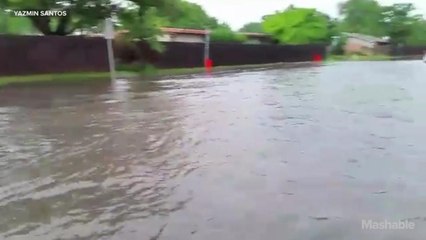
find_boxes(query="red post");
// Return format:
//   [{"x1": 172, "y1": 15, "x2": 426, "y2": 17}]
[
  {"x1": 313, "y1": 54, "x2": 323, "y2": 62},
  {"x1": 205, "y1": 58, "x2": 213, "y2": 72}
]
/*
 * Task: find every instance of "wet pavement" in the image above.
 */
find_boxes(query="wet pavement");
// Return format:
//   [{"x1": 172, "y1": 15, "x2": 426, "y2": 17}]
[{"x1": 1, "y1": 61, "x2": 426, "y2": 240}]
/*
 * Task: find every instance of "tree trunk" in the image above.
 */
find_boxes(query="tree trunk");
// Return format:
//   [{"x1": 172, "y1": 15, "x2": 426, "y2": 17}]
[
  {"x1": 29, "y1": 17, "x2": 53, "y2": 35},
  {"x1": 29, "y1": 15, "x2": 74, "y2": 36},
  {"x1": 54, "y1": 14, "x2": 73, "y2": 35}
]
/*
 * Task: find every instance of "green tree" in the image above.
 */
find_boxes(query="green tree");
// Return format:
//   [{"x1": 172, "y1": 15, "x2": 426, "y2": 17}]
[
  {"x1": 210, "y1": 24, "x2": 247, "y2": 43},
  {"x1": 338, "y1": 0, "x2": 426, "y2": 45},
  {"x1": 0, "y1": 0, "x2": 7, "y2": 33},
  {"x1": 380, "y1": 3, "x2": 418, "y2": 44},
  {"x1": 118, "y1": 6, "x2": 168, "y2": 52},
  {"x1": 406, "y1": 19, "x2": 426, "y2": 45},
  {"x1": 4, "y1": 0, "x2": 166, "y2": 35},
  {"x1": 1, "y1": 0, "x2": 36, "y2": 34},
  {"x1": 338, "y1": 0, "x2": 385, "y2": 36},
  {"x1": 158, "y1": 0, "x2": 218, "y2": 29},
  {"x1": 239, "y1": 22, "x2": 264, "y2": 33},
  {"x1": 262, "y1": 8, "x2": 330, "y2": 44},
  {"x1": 5, "y1": 0, "x2": 113, "y2": 35}
]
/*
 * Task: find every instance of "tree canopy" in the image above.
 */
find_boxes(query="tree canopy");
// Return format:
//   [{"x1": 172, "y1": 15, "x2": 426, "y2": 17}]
[
  {"x1": 157, "y1": 0, "x2": 219, "y2": 30},
  {"x1": 239, "y1": 22, "x2": 264, "y2": 33},
  {"x1": 210, "y1": 25, "x2": 247, "y2": 43},
  {"x1": 338, "y1": 0, "x2": 385, "y2": 36},
  {"x1": 338, "y1": 0, "x2": 426, "y2": 44},
  {"x1": 3, "y1": 0, "x2": 166, "y2": 35},
  {"x1": 3, "y1": 0, "x2": 426, "y2": 46},
  {"x1": 406, "y1": 20, "x2": 426, "y2": 45},
  {"x1": 262, "y1": 8, "x2": 330, "y2": 44}
]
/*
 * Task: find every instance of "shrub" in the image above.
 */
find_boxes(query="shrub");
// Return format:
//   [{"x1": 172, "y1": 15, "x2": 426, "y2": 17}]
[
  {"x1": 210, "y1": 27, "x2": 247, "y2": 43},
  {"x1": 330, "y1": 35, "x2": 347, "y2": 55}
]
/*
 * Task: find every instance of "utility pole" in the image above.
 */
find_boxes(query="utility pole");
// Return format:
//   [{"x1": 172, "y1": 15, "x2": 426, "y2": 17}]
[
  {"x1": 104, "y1": 5, "x2": 117, "y2": 82},
  {"x1": 105, "y1": 18, "x2": 116, "y2": 82},
  {"x1": 204, "y1": 28, "x2": 210, "y2": 61},
  {"x1": 204, "y1": 28, "x2": 212, "y2": 72}
]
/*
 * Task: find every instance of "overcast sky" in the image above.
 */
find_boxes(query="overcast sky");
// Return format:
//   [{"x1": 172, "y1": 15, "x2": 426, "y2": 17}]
[{"x1": 187, "y1": 0, "x2": 426, "y2": 30}]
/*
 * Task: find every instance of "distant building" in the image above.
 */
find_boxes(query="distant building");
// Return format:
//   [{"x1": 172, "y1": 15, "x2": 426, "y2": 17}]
[
  {"x1": 90, "y1": 27, "x2": 275, "y2": 44},
  {"x1": 158, "y1": 27, "x2": 273, "y2": 44},
  {"x1": 158, "y1": 27, "x2": 208, "y2": 43},
  {"x1": 343, "y1": 33, "x2": 391, "y2": 55},
  {"x1": 239, "y1": 32, "x2": 275, "y2": 44}
]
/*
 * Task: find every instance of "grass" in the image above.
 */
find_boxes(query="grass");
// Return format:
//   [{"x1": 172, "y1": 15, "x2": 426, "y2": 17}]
[
  {"x1": 327, "y1": 54, "x2": 393, "y2": 62},
  {"x1": 116, "y1": 64, "x2": 206, "y2": 77},
  {"x1": 0, "y1": 62, "x2": 309, "y2": 88},
  {"x1": 0, "y1": 71, "x2": 138, "y2": 87},
  {"x1": 118, "y1": 62, "x2": 306, "y2": 79}
]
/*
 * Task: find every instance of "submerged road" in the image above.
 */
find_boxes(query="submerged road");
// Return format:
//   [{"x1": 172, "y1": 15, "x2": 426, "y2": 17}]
[{"x1": 1, "y1": 61, "x2": 426, "y2": 239}]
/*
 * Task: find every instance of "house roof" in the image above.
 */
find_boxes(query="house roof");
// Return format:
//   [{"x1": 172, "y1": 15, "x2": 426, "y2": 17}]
[
  {"x1": 160, "y1": 28, "x2": 270, "y2": 38},
  {"x1": 160, "y1": 27, "x2": 209, "y2": 35},
  {"x1": 343, "y1": 32, "x2": 389, "y2": 43},
  {"x1": 239, "y1": 32, "x2": 269, "y2": 37}
]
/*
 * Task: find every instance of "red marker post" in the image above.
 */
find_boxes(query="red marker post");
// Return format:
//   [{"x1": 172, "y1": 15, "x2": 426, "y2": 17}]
[
  {"x1": 205, "y1": 58, "x2": 213, "y2": 72},
  {"x1": 313, "y1": 53, "x2": 323, "y2": 62}
]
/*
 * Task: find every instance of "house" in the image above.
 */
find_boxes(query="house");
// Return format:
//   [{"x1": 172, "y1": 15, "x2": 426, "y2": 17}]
[
  {"x1": 158, "y1": 27, "x2": 208, "y2": 43},
  {"x1": 343, "y1": 33, "x2": 391, "y2": 55},
  {"x1": 90, "y1": 27, "x2": 275, "y2": 44},
  {"x1": 158, "y1": 27, "x2": 274, "y2": 44},
  {"x1": 239, "y1": 32, "x2": 275, "y2": 44}
]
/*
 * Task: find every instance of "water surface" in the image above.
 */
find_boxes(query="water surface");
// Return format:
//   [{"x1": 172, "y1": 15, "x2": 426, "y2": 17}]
[{"x1": 1, "y1": 61, "x2": 426, "y2": 240}]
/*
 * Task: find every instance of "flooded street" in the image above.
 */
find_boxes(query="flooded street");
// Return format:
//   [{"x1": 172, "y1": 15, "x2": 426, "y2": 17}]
[{"x1": 2, "y1": 61, "x2": 426, "y2": 240}]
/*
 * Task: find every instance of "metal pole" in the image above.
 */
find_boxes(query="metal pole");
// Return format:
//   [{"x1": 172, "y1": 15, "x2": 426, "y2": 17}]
[
  {"x1": 107, "y1": 38, "x2": 116, "y2": 81},
  {"x1": 204, "y1": 29, "x2": 210, "y2": 61},
  {"x1": 105, "y1": 18, "x2": 116, "y2": 82}
]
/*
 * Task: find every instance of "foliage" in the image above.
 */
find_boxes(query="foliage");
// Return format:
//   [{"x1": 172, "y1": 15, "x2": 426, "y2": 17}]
[
  {"x1": 329, "y1": 35, "x2": 347, "y2": 55},
  {"x1": 4, "y1": 0, "x2": 166, "y2": 35},
  {"x1": 0, "y1": 9, "x2": 35, "y2": 34},
  {"x1": 328, "y1": 54, "x2": 392, "y2": 61},
  {"x1": 406, "y1": 20, "x2": 426, "y2": 45},
  {"x1": 210, "y1": 25, "x2": 247, "y2": 43},
  {"x1": 239, "y1": 22, "x2": 264, "y2": 33},
  {"x1": 380, "y1": 3, "x2": 418, "y2": 44},
  {"x1": 118, "y1": 6, "x2": 167, "y2": 52},
  {"x1": 5, "y1": 0, "x2": 113, "y2": 35},
  {"x1": 158, "y1": 0, "x2": 219, "y2": 29},
  {"x1": 338, "y1": 0, "x2": 385, "y2": 37},
  {"x1": 262, "y1": 8, "x2": 330, "y2": 44},
  {"x1": 338, "y1": 0, "x2": 426, "y2": 45}
]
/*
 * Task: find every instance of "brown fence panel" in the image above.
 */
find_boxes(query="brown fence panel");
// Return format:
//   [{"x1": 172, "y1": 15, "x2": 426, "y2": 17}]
[
  {"x1": 390, "y1": 45, "x2": 426, "y2": 56},
  {"x1": 0, "y1": 34, "x2": 327, "y2": 76},
  {"x1": 149, "y1": 42, "x2": 327, "y2": 68},
  {"x1": 0, "y1": 35, "x2": 109, "y2": 76}
]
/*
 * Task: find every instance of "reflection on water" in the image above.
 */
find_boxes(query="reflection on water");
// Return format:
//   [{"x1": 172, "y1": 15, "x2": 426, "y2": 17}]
[{"x1": 1, "y1": 61, "x2": 426, "y2": 240}]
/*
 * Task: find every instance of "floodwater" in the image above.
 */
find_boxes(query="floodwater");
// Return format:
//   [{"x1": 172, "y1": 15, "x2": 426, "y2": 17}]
[{"x1": 1, "y1": 61, "x2": 426, "y2": 240}]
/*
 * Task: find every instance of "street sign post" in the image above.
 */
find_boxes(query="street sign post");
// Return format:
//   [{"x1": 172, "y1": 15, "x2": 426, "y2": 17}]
[{"x1": 104, "y1": 18, "x2": 116, "y2": 81}]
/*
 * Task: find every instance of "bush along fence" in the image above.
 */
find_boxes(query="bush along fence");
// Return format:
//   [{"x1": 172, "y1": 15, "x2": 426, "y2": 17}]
[{"x1": 0, "y1": 35, "x2": 327, "y2": 76}]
